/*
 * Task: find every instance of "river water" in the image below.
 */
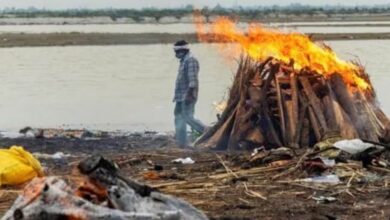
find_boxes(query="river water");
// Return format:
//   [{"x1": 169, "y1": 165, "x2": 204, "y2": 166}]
[
  {"x1": 1, "y1": 22, "x2": 390, "y2": 34},
  {"x1": 0, "y1": 40, "x2": 388, "y2": 132}
]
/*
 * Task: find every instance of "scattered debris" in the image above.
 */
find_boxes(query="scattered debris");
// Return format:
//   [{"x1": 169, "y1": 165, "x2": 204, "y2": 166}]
[
  {"x1": 299, "y1": 174, "x2": 341, "y2": 185},
  {"x1": 33, "y1": 152, "x2": 73, "y2": 160},
  {"x1": 143, "y1": 171, "x2": 161, "y2": 180},
  {"x1": 302, "y1": 157, "x2": 336, "y2": 174},
  {"x1": 316, "y1": 157, "x2": 336, "y2": 167},
  {"x1": 19, "y1": 127, "x2": 93, "y2": 139},
  {"x1": 312, "y1": 196, "x2": 337, "y2": 204},
  {"x1": 360, "y1": 172, "x2": 383, "y2": 183},
  {"x1": 333, "y1": 139, "x2": 380, "y2": 154},
  {"x1": 243, "y1": 147, "x2": 294, "y2": 168},
  {"x1": 2, "y1": 143, "x2": 390, "y2": 219},
  {"x1": 172, "y1": 157, "x2": 195, "y2": 164},
  {"x1": 117, "y1": 157, "x2": 143, "y2": 167},
  {"x1": 269, "y1": 160, "x2": 291, "y2": 167},
  {"x1": 251, "y1": 146, "x2": 265, "y2": 157},
  {"x1": 153, "y1": 164, "x2": 164, "y2": 171}
]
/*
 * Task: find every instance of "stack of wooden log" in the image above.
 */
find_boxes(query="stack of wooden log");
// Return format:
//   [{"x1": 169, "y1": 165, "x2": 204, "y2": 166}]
[{"x1": 195, "y1": 57, "x2": 390, "y2": 151}]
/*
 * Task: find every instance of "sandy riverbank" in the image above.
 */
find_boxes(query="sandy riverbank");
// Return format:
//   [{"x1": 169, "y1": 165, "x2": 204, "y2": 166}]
[{"x1": 0, "y1": 32, "x2": 389, "y2": 47}]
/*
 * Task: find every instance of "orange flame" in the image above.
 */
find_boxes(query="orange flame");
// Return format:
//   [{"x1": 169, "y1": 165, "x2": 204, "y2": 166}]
[{"x1": 195, "y1": 16, "x2": 370, "y2": 90}]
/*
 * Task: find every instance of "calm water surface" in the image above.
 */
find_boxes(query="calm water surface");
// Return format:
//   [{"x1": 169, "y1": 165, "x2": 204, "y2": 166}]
[
  {"x1": 0, "y1": 40, "x2": 389, "y2": 131},
  {"x1": 0, "y1": 23, "x2": 390, "y2": 34}
]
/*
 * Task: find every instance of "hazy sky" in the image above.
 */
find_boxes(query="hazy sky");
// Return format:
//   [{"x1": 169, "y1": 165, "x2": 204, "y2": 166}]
[{"x1": 1, "y1": 0, "x2": 389, "y2": 9}]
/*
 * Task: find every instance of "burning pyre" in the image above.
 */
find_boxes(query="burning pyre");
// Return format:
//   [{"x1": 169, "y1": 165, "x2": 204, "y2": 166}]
[{"x1": 195, "y1": 17, "x2": 390, "y2": 150}]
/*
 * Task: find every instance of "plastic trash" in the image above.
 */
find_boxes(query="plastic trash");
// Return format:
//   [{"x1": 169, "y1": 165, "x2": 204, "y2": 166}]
[
  {"x1": 312, "y1": 196, "x2": 337, "y2": 203},
  {"x1": 0, "y1": 146, "x2": 44, "y2": 186},
  {"x1": 172, "y1": 157, "x2": 195, "y2": 164},
  {"x1": 314, "y1": 137, "x2": 344, "y2": 158},
  {"x1": 251, "y1": 146, "x2": 265, "y2": 157},
  {"x1": 300, "y1": 174, "x2": 340, "y2": 185},
  {"x1": 302, "y1": 157, "x2": 335, "y2": 174},
  {"x1": 316, "y1": 157, "x2": 336, "y2": 167},
  {"x1": 33, "y1": 152, "x2": 72, "y2": 160},
  {"x1": 333, "y1": 139, "x2": 378, "y2": 154}
]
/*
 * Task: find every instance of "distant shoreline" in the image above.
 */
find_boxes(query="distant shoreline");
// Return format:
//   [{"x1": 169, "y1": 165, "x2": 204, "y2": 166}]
[
  {"x1": 0, "y1": 13, "x2": 389, "y2": 25},
  {"x1": 0, "y1": 32, "x2": 389, "y2": 47}
]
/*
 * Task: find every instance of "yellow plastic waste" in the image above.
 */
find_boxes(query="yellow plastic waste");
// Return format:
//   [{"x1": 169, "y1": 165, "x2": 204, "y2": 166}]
[
  {"x1": 314, "y1": 136, "x2": 343, "y2": 158},
  {"x1": 0, "y1": 146, "x2": 44, "y2": 186}
]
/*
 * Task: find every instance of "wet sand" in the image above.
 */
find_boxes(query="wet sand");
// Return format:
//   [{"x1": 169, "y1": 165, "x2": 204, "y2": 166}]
[{"x1": 0, "y1": 32, "x2": 389, "y2": 47}]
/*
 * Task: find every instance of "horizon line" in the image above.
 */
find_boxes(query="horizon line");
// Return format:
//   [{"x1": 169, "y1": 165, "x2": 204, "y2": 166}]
[{"x1": 1, "y1": 3, "x2": 390, "y2": 11}]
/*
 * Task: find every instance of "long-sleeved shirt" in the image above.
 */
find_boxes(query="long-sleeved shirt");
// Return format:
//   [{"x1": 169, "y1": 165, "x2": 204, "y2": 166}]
[{"x1": 173, "y1": 53, "x2": 199, "y2": 102}]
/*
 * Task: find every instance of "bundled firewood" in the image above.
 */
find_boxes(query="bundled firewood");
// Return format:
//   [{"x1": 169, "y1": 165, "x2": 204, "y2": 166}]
[{"x1": 195, "y1": 57, "x2": 390, "y2": 151}]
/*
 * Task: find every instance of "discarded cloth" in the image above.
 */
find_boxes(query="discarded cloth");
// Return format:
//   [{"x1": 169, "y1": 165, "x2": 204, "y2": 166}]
[
  {"x1": 0, "y1": 146, "x2": 44, "y2": 186},
  {"x1": 333, "y1": 139, "x2": 379, "y2": 154}
]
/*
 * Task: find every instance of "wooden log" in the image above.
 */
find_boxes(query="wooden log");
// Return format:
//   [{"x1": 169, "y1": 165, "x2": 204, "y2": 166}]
[
  {"x1": 226, "y1": 59, "x2": 275, "y2": 150},
  {"x1": 369, "y1": 103, "x2": 390, "y2": 141},
  {"x1": 197, "y1": 57, "x2": 251, "y2": 149},
  {"x1": 353, "y1": 91, "x2": 379, "y2": 142},
  {"x1": 370, "y1": 103, "x2": 389, "y2": 131},
  {"x1": 259, "y1": 63, "x2": 283, "y2": 147},
  {"x1": 329, "y1": 74, "x2": 367, "y2": 139},
  {"x1": 289, "y1": 74, "x2": 299, "y2": 147},
  {"x1": 227, "y1": 68, "x2": 266, "y2": 150},
  {"x1": 248, "y1": 84, "x2": 263, "y2": 110},
  {"x1": 331, "y1": 98, "x2": 359, "y2": 139},
  {"x1": 227, "y1": 106, "x2": 254, "y2": 151},
  {"x1": 300, "y1": 115, "x2": 311, "y2": 147},
  {"x1": 322, "y1": 95, "x2": 338, "y2": 132},
  {"x1": 320, "y1": 78, "x2": 340, "y2": 134},
  {"x1": 308, "y1": 106, "x2": 322, "y2": 141},
  {"x1": 259, "y1": 57, "x2": 275, "y2": 78},
  {"x1": 275, "y1": 77, "x2": 287, "y2": 145},
  {"x1": 299, "y1": 76, "x2": 329, "y2": 134},
  {"x1": 294, "y1": 102, "x2": 308, "y2": 147},
  {"x1": 262, "y1": 113, "x2": 283, "y2": 147},
  {"x1": 197, "y1": 107, "x2": 237, "y2": 149},
  {"x1": 358, "y1": 89, "x2": 388, "y2": 137},
  {"x1": 285, "y1": 100, "x2": 299, "y2": 148},
  {"x1": 227, "y1": 95, "x2": 249, "y2": 150},
  {"x1": 195, "y1": 96, "x2": 238, "y2": 145},
  {"x1": 245, "y1": 126, "x2": 264, "y2": 144},
  {"x1": 195, "y1": 58, "x2": 250, "y2": 147}
]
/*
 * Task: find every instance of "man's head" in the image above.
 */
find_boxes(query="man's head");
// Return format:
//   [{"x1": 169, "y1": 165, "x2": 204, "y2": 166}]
[{"x1": 174, "y1": 40, "x2": 190, "y2": 59}]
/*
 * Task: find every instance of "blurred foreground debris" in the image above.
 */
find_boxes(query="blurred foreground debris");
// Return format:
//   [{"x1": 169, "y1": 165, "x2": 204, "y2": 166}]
[
  {"x1": 2, "y1": 155, "x2": 207, "y2": 220},
  {"x1": 0, "y1": 146, "x2": 43, "y2": 187}
]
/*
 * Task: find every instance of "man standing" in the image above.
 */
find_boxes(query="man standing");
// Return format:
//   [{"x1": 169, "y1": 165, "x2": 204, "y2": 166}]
[{"x1": 173, "y1": 40, "x2": 205, "y2": 148}]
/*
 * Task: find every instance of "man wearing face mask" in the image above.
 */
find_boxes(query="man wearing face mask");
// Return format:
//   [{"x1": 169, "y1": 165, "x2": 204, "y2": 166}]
[{"x1": 173, "y1": 40, "x2": 205, "y2": 148}]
